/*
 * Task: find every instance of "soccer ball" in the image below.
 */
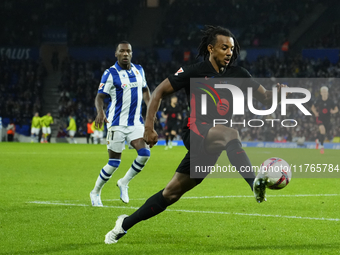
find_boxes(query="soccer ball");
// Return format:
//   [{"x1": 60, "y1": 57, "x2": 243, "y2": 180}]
[{"x1": 261, "y1": 157, "x2": 292, "y2": 190}]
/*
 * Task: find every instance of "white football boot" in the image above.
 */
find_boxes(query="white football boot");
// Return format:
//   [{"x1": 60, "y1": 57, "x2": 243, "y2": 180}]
[
  {"x1": 90, "y1": 191, "x2": 103, "y2": 207},
  {"x1": 117, "y1": 179, "x2": 129, "y2": 203},
  {"x1": 105, "y1": 214, "x2": 128, "y2": 244}
]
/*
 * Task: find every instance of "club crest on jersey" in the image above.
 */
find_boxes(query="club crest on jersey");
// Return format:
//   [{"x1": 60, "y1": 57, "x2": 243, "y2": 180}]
[
  {"x1": 98, "y1": 83, "x2": 105, "y2": 89},
  {"x1": 174, "y1": 67, "x2": 184, "y2": 76},
  {"x1": 121, "y1": 84, "x2": 128, "y2": 89}
]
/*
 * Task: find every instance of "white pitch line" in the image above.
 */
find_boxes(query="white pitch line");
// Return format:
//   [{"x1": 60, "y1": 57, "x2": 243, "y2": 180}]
[
  {"x1": 103, "y1": 193, "x2": 340, "y2": 201},
  {"x1": 27, "y1": 201, "x2": 340, "y2": 222}
]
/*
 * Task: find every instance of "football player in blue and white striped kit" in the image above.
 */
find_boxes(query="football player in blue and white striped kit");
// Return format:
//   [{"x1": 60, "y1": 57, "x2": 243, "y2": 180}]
[{"x1": 90, "y1": 41, "x2": 151, "y2": 206}]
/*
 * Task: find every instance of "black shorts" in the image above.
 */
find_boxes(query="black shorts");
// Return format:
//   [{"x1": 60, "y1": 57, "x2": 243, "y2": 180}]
[
  {"x1": 317, "y1": 118, "x2": 331, "y2": 132},
  {"x1": 175, "y1": 124, "x2": 221, "y2": 184},
  {"x1": 165, "y1": 121, "x2": 178, "y2": 133}
]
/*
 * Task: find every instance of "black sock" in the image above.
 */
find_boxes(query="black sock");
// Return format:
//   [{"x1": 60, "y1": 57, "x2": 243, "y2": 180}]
[
  {"x1": 122, "y1": 189, "x2": 171, "y2": 231},
  {"x1": 165, "y1": 135, "x2": 169, "y2": 145},
  {"x1": 320, "y1": 134, "x2": 325, "y2": 145},
  {"x1": 170, "y1": 134, "x2": 175, "y2": 141},
  {"x1": 226, "y1": 139, "x2": 255, "y2": 190},
  {"x1": 317, "y1": 133, "x2": 321, "y2": 142}
]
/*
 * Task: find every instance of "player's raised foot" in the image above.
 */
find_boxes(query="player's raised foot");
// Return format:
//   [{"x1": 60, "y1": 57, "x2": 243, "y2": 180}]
[
  {"x1": 105, "y1": 214, "x2": 128, "y2": 244},
  {"x1": 315, "y1": 139, "x2": 319, "y2": 149},
  {"x1": 90, "y1": 191, "x2": 103, "y2": 207},
  {"x1": 320, "y1": 146, "x2": 324, "y2": 154},
  {"x1": 169, "y1": 141, "x2": 173, "y2": 149},
  {"x1": 253, "y1": 169, "x2": 268, "y2": 203},
  {"x1": 117, "y1": 179, "x2": 129, "y2": 203}
]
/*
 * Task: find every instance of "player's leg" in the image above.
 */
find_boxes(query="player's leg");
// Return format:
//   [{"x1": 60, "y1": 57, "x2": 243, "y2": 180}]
[
  {"x1": 170, "y1": 130, "x2": 177, "y2": 148},
  {"x1": 99, "y1": 131, "x2": 104, "y2": 144},
  {"x1": 31, "y1": 130, "x2": 34, "y2": 143},
  {"x1": 44, "y1": 127, "x2": 48, "y2": 142},
  {"x1": 31, "y1": 128, "x2": 37, "y2": 143},
  {"x1": 204, "y1": 125, "x2": 267, "y2": 202},
  {"x1": 319, "y1": 124, "x2": 326, "y2": 154},
  {"x1": 105, "y1": 171, "x2": 198, "y2": 244},
  {"x1": 165, "y1": 130, "x2": 170, "y2": 149},
  {"x1": 90, "y1": 128, "x2": 124, "y2": 206},
  {"x1": 46, "y1": 127, "x2": 51, "y2": 143},
  {"x1": 41, "y1": 127, "x2": 45, "y2": 143},
  {"x1": 117, "y1": 126, "x2": 151, "y2": 203},
  {"x1": 68, "y1": 130, "x2": 75, "y2": 143}
]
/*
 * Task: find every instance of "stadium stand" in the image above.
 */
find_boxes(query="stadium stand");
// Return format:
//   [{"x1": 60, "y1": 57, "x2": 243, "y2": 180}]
[
  {"x1": 0, "y1": 56, "x2": 47, "y2": 136},
  {"x1": 1, "y1": 0, "x2": 339, "y2": 142}
]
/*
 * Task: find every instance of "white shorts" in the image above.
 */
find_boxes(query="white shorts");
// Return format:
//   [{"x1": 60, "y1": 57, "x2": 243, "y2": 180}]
[
  {"x1": 93, "y1": 130, "x2": 104, "y2": 138},
  {"x1": 42, "y1": 127, "x2": 51, "y2": 134},
  {"x1": 31, "y1": 127, "x2": 40, "y2": 135},
  {"x1": 68, "y1": 130, "x2": 76, "y2": 137},
  {"x1": 106, "y1": 125, "x2": 144, "y2": 153}
]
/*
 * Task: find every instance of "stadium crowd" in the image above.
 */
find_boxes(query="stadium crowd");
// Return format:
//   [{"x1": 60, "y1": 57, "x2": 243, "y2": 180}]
[
  {"x1": 1, "y1": 0, "x2": 339, "y2": 143},
  {"x1": 53, "y1": 50, "x2": 340, "y2": 142},
  {"x1": 1, "y1": 0, "x2": 339, "y2": 49},
  {"x1": 154, "y1": 0, "x2": 332, "y2": 48},
  {"x1": 0, "y1": 55, "x2": 47, "y2": 135},
  {"x1": 0, "y1": 0, "x2": 141, "y2": 47}
]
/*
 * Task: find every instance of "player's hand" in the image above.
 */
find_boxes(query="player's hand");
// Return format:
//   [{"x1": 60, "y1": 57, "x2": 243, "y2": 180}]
[
  {"x1": 276, "y1": 83, "x2": 290, "y2": 101},
  {"x1": 95, "y1": 111, "x2": 109, "y2": 129},
  {"x1": 144, "y1": 126, "x2": 158, "y2": 148},
  {"x1": 276, "y1": 83, "x2": 288, "y2": 93}
]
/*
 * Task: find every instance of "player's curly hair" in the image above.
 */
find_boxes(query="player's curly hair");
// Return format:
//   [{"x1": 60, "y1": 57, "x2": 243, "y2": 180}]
[{"x1": 196, "y1": 25, "x2": 240, "y2": 65}]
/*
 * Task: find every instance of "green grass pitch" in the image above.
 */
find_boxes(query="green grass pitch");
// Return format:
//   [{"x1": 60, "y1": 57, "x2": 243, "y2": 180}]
[{"x1": 0, "y1": 143, "x2": 339, "y2": 254}]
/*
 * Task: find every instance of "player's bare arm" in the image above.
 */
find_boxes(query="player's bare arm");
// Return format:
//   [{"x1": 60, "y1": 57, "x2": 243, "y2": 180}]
[
  {"x1": 94, "y1": 93, "x2": 109, "y2": 129},
  {"x1": 311, "y1": 104, "x2": 319, "y2": 117},
  {"x1": 330, "y1": 106, "x2": 339, "y2": 114},
  {"x1": 142, "y1": 87, "x2": 151, "y2": 107},
  {"x1": 144, "y1": 78, "x2": 175, "y2": 147},
  {"x1": 253, "y1": 83, "x2": 288, "y2": 106}
]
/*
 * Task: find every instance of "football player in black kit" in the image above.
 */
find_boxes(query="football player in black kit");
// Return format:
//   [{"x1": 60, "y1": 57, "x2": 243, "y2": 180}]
[
  {"x1": 163, "y1": 95, "x2": 182, "y2": 150},
  {"x1": 311, "y1": 86, "x2": 338, "y2": 154},
  {"x1": 104, "y1": 25, "x2": 288, "y2": 244}
]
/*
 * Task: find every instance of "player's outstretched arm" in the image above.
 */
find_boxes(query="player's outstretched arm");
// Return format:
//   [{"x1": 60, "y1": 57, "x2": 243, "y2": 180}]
[
  {"x1": 144, "y1": 78, "x2": 174, "y2": 148},
  {"x1": 95, "y1": 93, "x2": 109, "y2": 129},
  {"x1": 311, "y1": 104, "x2": 319, "y2": 117}
]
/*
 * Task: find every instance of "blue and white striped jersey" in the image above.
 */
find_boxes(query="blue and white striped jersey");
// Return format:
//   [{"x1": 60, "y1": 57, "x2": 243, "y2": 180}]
[{"x1": 98, "y1": 62, "x2": 147, "y2": 128}]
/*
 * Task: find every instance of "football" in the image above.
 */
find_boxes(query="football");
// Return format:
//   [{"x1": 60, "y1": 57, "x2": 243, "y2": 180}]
[{"x1": 261, "y1": 157, "x2": 292, "y2": 190}]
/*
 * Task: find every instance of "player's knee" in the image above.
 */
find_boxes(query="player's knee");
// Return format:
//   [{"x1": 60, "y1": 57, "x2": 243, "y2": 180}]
[
  {"x1": 208, "y1": 126, "x2": 239, "y2": 148},
  {"x1": 226, "y1": 128, "x2": 239, "y2": 141},
  {"x1": 162, "y1": 190, "x2": 181, "y2": 204},
  {"x1": 137, "y1": 148, "x2": 151, "y2": 165},
  {"x1": 108, "y1": 158, "x2": 121, "y2": 168}
]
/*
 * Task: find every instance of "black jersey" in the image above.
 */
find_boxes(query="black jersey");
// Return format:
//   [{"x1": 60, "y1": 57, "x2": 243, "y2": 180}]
[
  {"x1": 313, "y1": 97, "x2": 336, "y2": 122},
  {"x1": 163, "y1": 104, "x2": 181, "y2": 123},
  {"x1": 168, "y1": 60, "x2": 260, "y2": 137}
]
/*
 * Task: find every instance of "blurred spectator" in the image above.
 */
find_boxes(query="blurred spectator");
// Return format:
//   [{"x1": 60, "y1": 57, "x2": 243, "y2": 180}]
[
  {"x1": 87, "y1": 118, "x2": 94, "y2": 144},
  {"x1": 6, "y1": 120, "x2": 15, "y2": 142}
]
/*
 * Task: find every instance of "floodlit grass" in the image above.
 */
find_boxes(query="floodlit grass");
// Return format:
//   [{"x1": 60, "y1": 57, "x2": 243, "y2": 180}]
[{"x1": 0, "y1": 143, "x2": 339, "y2": 254}]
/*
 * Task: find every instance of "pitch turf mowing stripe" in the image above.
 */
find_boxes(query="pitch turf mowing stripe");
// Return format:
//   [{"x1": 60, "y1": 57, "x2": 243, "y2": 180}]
[{"x1": 27, "y1": 200, "x2": 340, "y2": 222}]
